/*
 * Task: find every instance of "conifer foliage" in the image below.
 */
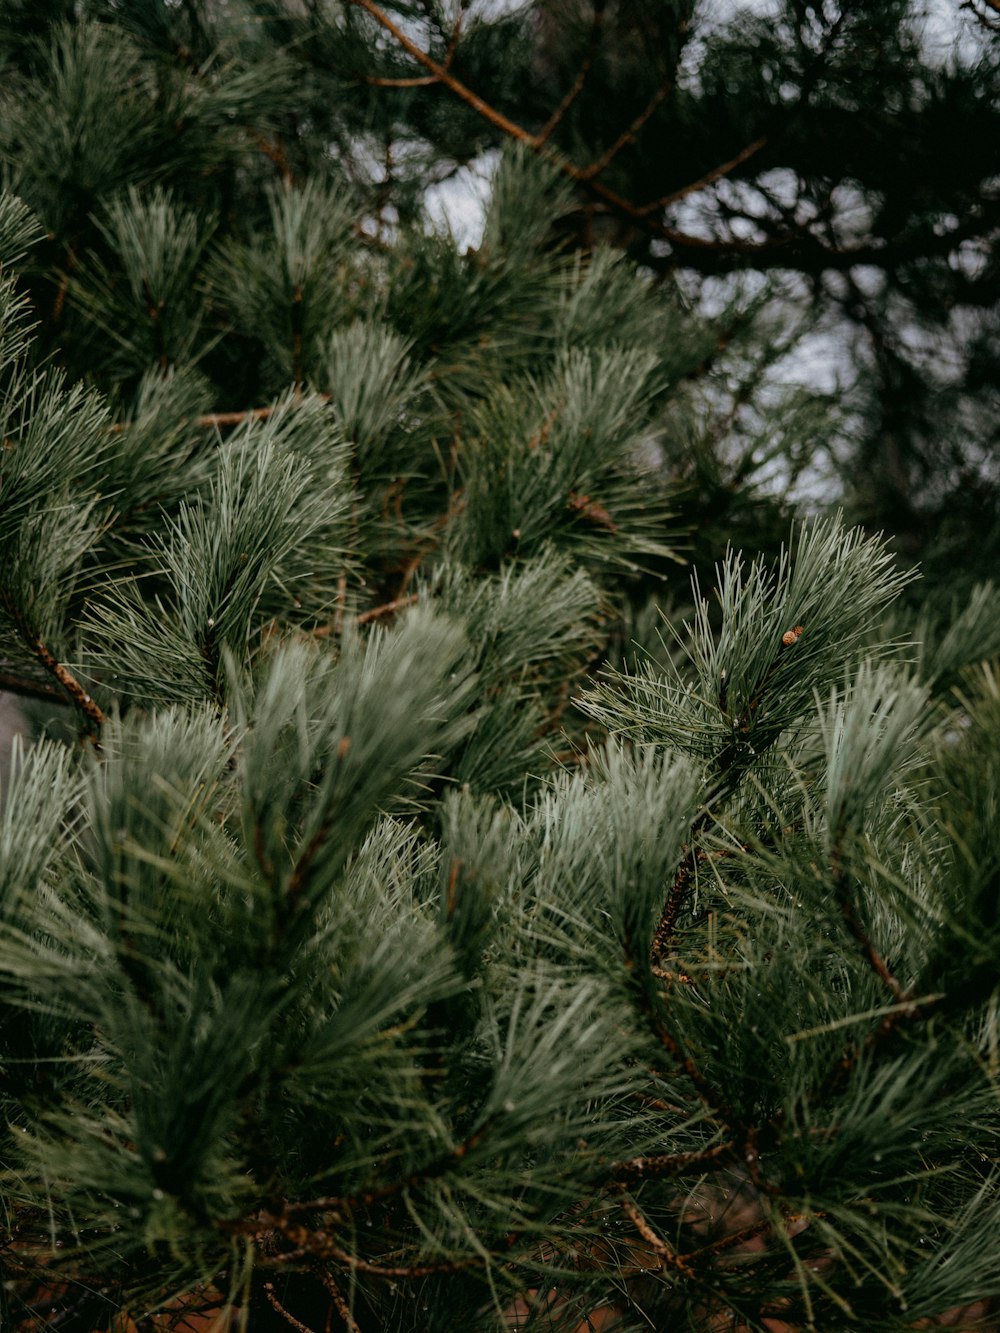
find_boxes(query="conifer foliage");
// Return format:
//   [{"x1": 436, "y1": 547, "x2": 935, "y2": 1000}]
[{"x1": 1, "y1": 6, "x2": 1000, "y2": 1332}]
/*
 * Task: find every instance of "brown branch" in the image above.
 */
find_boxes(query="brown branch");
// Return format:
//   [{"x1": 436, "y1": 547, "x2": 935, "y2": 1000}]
[
  {"x1": 395, "y1": 488, "x2": 466, "y2": 596},
  {"x1": 0, "y1": 593, "x2": 105, "y2": 736},
  {"x1": 567, "y1": 491, "x2": 618, "y2": 534},
  {"x1": 819, "y1": 992, "x2": 935, "y2": 1100},
  {"x1": 654, "y1": 627, "x2": 809, "y2": 957},
  {"x1": 281, "y1": 1127, "x2": 488, "y2": 1218},
  {"x1": 265, "y1": 1215, "x2": 485, "y2": 1278},
  {"x1": 51, "y1": 244, "x2": 77, "y2": 326},
  {"x1": 839, "y1": 897, "x2": 905, "y2": 1000},
  {"x1": 350, "y1": 1, "x2": 1000, "y2": 280},
  {"x1": 197, "y1": 405, "x2": 282, "y2": 429},
  {"x1": 337, "y1": 0, "x2": 818, "y2": 277},
  {"x1": 263, "y1": 1282, "x2": 314, "y2": 1333},
  {"x1": 812, "y1": 844, "x2": 933, "y2": 1102},
  {"x1": 349, "y1": 0, "x2": 540, "y2": 149},
  {"x1": 333, "y1": 572, "x2": 347, "y2": 640},
  {"x1": 681, "y1": 1208, "x2": 811, "y2": 1266},
  {"x1": 314, "y1": 1268, "x2": 361, "y2": 1333},
  {"x1": 253, "y1": 133, "x2": 295, "y2": 184},
  {"x1": 284, "y1": 816, "x2": 333, "y2": 916},
  {"x1": 629, "y1": 1087, "x2": 687, "y2": 1116},
  {"x1": 639, "y1": 136, "x2": 768, "y2": 215},
  {"x1": 654, "y1": 1015, "x2": 728, "y2": 1116},
  {"x1": 617, "y1": 1190, "x2": 694, "y2": 1279},
  {"x1": 649, "y1": 965, "x2": 695, "y2": 985},
  {"x1": 253, "y1": 820, "x2": 275, "y2": 884},
  {"x1": 651, "y1": 843, "x2": 696, "y2": 960},
  {"x1": 0, "y1": 670, "x2": 68, "y2": 706},
  {"x1": 441, "y1": 2, "x2": 465, "y2": 72},
  {"x1": 611, "y1": 1140, "x2": 734, "y2": 1184},
  {"x1": 578, "y1": 78, "x2": 673, "y2": 181},
  {"x1": 363, "y1": 72, "x2": 437, "y2": 87},
  {"x1": 109, "y1": 404, "x2": 271, "y2": 436},
  {"x1": 445, "y1": 855, "x2": 461, "y2": 918},
  {"x1": 362, "y1": 2, "x2": 464, "y2": 89},
  {"x1": 355, "y1": 594, "x2": 419, "y2": 626},
  {"x1": 962, "y1": 0, "x2": 1000, "y2": 32},
  {"x1": 348, "y1": 0, "x2": 707, "y2": 259},
  {"x1": 110, "y1": 395, "x2": 334, "y2": 436},
  {"x1": 535, "y1": 1, "x2": 606, "y2": 147},
  {"x1": 309, "y1": 594, "x2": 418, "y2": 640}
]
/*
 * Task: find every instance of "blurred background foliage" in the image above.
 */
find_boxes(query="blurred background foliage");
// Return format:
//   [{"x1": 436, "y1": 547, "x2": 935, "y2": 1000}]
[{"x1": 1, "y1": 0, "x2": 996, "y2": 597}]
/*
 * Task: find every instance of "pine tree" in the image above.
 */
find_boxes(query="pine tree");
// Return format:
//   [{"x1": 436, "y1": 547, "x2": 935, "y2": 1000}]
[{"x1": 2, "y1": 6, "x2": 1000, "y2": 1332}]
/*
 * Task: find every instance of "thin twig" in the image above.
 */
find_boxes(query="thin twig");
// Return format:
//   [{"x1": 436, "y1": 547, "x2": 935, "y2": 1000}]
[
  {"x1": 309, "y1": 594, "x2": 419, "y2": 640},
  {"x1": 363, "y1": 2, "x2": 464, "y2": 88},
  {"x1": 280, "y1": 1127, "x2": 487, "y2": 1217},
  {"x1": 0, "y1": 593, "x2": 105, "y2": 736},
  {"x1": 651, "y1": 842, "x2": 697, "y2": 960},
  {"x1": 396, "y1": 488, "x2": 466, "y2": 596},
  {"x1": 110, "y1": 395, "x2": 333, "y2": 436},
  {"x1": 681, "y1": 1209, "x2": 810, "y2": 1266},
  {"x1": 350, "y1": 0, "x2": 681, "y2": 247},
  {"x1": 364, "y1": 72, "x2": 437, "y2": 87},
  {"x1": 267, "y1": 1215, "x2": 486, "y2": 1278},
  {"x1": 639, "y1": 136, "x2": 768, "y2": 214},
  {"x1": 253, "y1": 133, "x2": 295, "y2": 184},
  {"x1": 535, "y1": 1, "x2": 606, "y2": 147},
  {"x1": 578, "y1": 79, "x2": 673, "y2": 181},
  {"x1": 656, "y1": 1026, "x2": 722, "y2": 1111},
  {"x1": 263, "y1": 1282, "x2": 314, "y2": 1333},
  {"x1": 314, "y1": 1268, "x2": 361, "y2": 1333},
  {"x1": 830, "y1": 842, "x2": 905, "y2": 1003},
  {"x1": 197, "y1": 406, "x2": 282, "y2": 429},
  {"x1": 355, "y1": 594, "x2": 419, "y2": 626},
  {"x1": 617, "y1": 1190, "x2": 694, "y2": 1278},
  {"x1": 567, "y1": 490, "x2": 618, "y2": 534},
  {"x1": 51, "y1": 244, "x2": 77, "y2": 325},
  {"x1": 654, "y1": 633, "x2": 805, "y2": 957},
  {"x1": 611, "y1": 1141, "x2": 734, "y2": 1183}
]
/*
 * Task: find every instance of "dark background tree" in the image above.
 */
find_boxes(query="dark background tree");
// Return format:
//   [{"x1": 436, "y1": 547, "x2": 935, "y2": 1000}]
[
  {"x1": 518, "y1": 0, "x2": 1000, "y2": 587},
  {"x1": 281, "y1": 0, "x2": 1000, "y2": 590}
]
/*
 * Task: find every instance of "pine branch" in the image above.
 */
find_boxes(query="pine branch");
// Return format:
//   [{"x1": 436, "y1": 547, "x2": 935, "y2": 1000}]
[
  {"x1": 350, "y1": 0, "x2": 1000, "y2": 280},
  {"x1": 349, "y1": 0, "x2": 539, "y2": 149},
  {"x1": 651, "y1": 840, "x2": 699, "y2": 961},
  {"x1": 253, "y1": 132, "x2": 295, "y2": 184},
  {"x1": 0, "y1": 591, "x2": 105, "y2": 736},
  {"x1": 345, "y1": 0, "x2": 717, "y2": 257}
]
